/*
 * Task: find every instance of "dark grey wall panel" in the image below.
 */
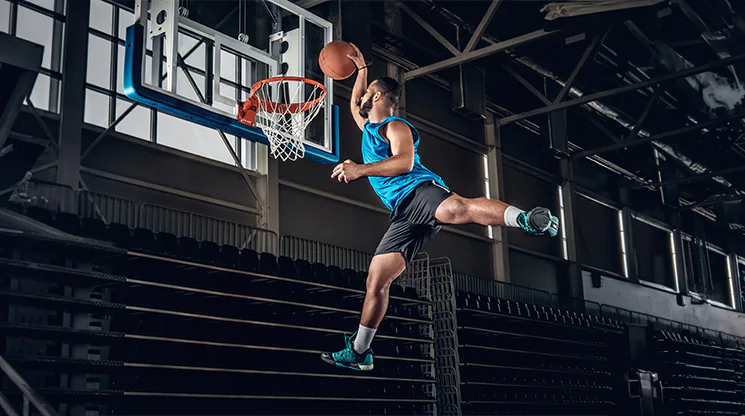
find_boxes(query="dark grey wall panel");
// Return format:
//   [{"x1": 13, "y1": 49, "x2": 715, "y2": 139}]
[
  {"x1": 420, "y1": 230, "x2": 493, "y2": 278},
  {"x1": 279, "y1": 184, "x2": 391, "y2": 254},
  {"x1": 82, "y1": 134, "x2": 256, "y2": 209},
  {"x1": 583, "y1": 270, "x2": 743, "y2": 337},
  {"x1": 406, "y1": 78, "x2": 484, "y2": 143},
  {"x1": 509, "y1": 249, "x2": 562, "y2": 295}
]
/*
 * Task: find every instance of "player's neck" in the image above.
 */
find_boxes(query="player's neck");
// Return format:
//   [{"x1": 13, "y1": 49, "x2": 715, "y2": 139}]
[{"x1": 368, "y1": 108, "x2": 394, "y2": 124}]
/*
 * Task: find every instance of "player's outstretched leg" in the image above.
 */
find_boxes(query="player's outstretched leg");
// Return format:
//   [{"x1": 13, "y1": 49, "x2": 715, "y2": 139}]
[
  {"x1": 435, "y1": 194, "x2": 559, "y2": 237},
  {"x1": 321, "y1": 252, "x2": 406, "y2": 371}
]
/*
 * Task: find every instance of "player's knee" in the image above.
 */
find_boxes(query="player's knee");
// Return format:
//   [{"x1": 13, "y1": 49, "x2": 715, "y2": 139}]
[
  {"x1": 444, "y1": 197, "x2": 469, "y2": 222},
  {"x1": 366, "y1": 273, "x2": 393, "y2": 295}
]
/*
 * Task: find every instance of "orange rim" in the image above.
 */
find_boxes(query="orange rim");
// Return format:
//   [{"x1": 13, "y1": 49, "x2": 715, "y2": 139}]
[{"x1": 249, "y1": 76, "x2": 327, "y2": 114}]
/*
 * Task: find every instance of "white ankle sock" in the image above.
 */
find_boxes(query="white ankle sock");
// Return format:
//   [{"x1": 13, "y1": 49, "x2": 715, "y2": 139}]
[
  {"x1": 353, "y1": 324, "x2": 377, "y2": 354},
  {"x1": 503, "y1": 206, "x2": 524, "y2": 228}
]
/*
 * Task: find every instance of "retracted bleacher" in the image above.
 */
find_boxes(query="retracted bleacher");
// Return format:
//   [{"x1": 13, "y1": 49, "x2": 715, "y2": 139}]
[
  {"x1": 651, "y1": 329, "x2": 745, "y2": 416},
  {"x1": 0, "y1": 185, "x2": 436, "y2": 416},
  {"x1": 431, "y1": 263, "x2": 628, "y2": 416}
]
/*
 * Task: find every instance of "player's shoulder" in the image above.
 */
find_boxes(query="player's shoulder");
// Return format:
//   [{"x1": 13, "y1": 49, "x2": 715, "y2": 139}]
[{"x1": 384, "y1": 118, "x2": 413, "y2": 135}]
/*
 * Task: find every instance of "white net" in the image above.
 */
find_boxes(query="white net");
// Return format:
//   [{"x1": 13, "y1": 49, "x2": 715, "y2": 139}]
[{"x1": 252, "y1": 78, "x2": 326, "y2": 161}]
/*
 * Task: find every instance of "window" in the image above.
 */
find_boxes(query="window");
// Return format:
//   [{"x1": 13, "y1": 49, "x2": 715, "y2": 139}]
[
  {"x1": 8, "y1": 2, "x2": 65, "y2": 113},
  {"x1": 25, "y1": 0, "x2": 58, "y2": 11},
  {"x1": 83, "y1": 0, "x2": 255, "y2": 168},
  {"x1": 84, "y1": 88, "x2": 109, "y2": 128},
  {"x1": 1, "y1": 0, "x2": 10, "y2": 34},
  {"x1": 86, "y1": 34, "x2": 111, "y2": 88},
  {"x1": 707, "y1": 247, "x2": 733, "y2": 308},
  {"x1": 682, "y1": 235, "x2": 735, "y2": 307},
  {"x1": 17, "y1": 5, "x2": 57, "y2": 69},
  {"x1": 576, "y1": 194, "x2": 623, "y2": 275},
  {"x1": 89, "y1": 0, "x2": 112, "y2": 35},
  {"x1": 633, "y1": 216, "x2": 677, "y2": 291}
]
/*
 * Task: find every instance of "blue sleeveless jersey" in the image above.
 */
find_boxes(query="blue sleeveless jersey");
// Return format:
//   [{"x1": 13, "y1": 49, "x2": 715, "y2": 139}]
[{"x1": 361, "y1": 116, "x2": 448, "y2": 214}]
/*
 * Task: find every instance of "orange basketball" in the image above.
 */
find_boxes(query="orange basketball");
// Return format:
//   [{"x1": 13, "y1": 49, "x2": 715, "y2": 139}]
[{"x1": 318, "y1": 41, "x2": 357, "y2": 81}]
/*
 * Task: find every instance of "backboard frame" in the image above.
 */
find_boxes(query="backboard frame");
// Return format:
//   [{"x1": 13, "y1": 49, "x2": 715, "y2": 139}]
[{"x1": 123, "y1": 0, "x2": 340, "y2": 164}]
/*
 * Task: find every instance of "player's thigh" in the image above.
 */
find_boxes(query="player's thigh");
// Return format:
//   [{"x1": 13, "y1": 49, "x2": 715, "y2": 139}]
[{"x1": 367, "y1": 252, "x2": 407, "y2": 290}]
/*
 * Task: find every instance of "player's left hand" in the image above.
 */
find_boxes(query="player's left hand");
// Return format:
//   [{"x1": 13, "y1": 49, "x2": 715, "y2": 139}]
[{"x1": 332, "y1": 160, "x2": 362, "y2": 183}]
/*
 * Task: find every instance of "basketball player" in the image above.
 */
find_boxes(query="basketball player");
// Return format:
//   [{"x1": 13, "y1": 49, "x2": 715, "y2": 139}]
[{"x1": 321, "y1": 43, "x2": 559, "y2": 371}]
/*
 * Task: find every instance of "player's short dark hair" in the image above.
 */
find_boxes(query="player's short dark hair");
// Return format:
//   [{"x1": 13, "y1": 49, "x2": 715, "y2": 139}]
[{"x1": 373, "y1": 77, "x2": 401, "y2": 109}]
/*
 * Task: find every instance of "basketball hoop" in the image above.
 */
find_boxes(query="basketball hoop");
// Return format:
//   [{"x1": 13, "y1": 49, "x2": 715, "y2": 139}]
[{"x1": 238, "y1": 77, "x2": 327, "y2": 162}]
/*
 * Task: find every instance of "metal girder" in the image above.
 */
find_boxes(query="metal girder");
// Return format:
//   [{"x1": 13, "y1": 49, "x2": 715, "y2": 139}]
[
  {"x1": 463, "y1": 0, "x2": 503, "y2": 53},
  {"x1": 405, "y1": 29, "x2": 559, "y2": 81},
  {"x1": 631, "y1": 165, "x2": 745, "y2": 189},
  {"x1": 582, "y1": 113, "x2": 622, "y2": 144},
  {"x1": 502, "y1": 65, "x2": 551, "y2": 105},
  {"x1": 399, "y1": 3, "x2": 460, "y2": 56},
  {"x1": 0, "y1": 392, "x2": 20, "y2": 416},
  {"x1": 572, "y1": 109, "x2": 745, "y2": 159},
  {"x1": 622, "y1": 86, "x2": 663, "y2": 141},
  {"x1": 81, "y1": 103, "x2": 139, "y2": 161},
  {"x1": 0, "y1": 355, "x2": 59, "y2": 416},
  {"x1": 0, "y1": 144, "x2": 13, "y2": 159},
  {"x1": 295, "y1": 0, "x2": 329, "y2": 9},
  {"x1": 24, "y1": 99, "x2": 59, "y2": 154},
  {"x1": 683, "y1": 193, "x2": 745, "y2": 210},
  {"x1": 499, "y1": 52, "x2": 745, "y2": 125},
  {"x1": 553, "y1": 34, "x2": 603, "y2": 103}
]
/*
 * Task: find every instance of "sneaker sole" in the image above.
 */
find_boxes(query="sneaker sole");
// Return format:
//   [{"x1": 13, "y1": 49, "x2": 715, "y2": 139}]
[{"x1": 320, "y1": 354, "x2": 373, "y2": 371}]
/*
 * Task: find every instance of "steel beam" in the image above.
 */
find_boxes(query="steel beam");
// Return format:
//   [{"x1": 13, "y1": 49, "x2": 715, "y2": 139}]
[
  {"x1": 499, "y1": 52, "x2": 745, "y2": 125},
  {"x1": 295, "y1": 0, "x2": 329, "y2": 8},
  {"x1": 405, "y1": 29, "x2": 559, "y2": 81},
  {"x1": 683, "y1": 193, "x2": 745, "y2": 210},
  {"x1": 485, "y1": 114, "x2": 510, "y2": 281},
  {"x1": 631, "y1": 165, "x2": 745, "y2": 189},
  {"x1": 572, "y1": 109, "x2": 745, "y2": 159},
  {"x1": 399, "y1": 3, "x2": 460, "y2": 56},
  {"x1": 582, "y1": 113, "x2": 622, "y2": 144},
  {"x1": 0, "y1": 355, "x2": 58, "y2": 416},
  {"x1": 502, "y1": 65, "x2": 551, "y2": 105},
  {"x1": 24, "y1": 99, "x2": 59, "y2": 154},
  {"x1": 56, "y1": 0, "x2": 90, "y2": 190},
  {"x1": 623, "y1": 86, "x2": 663, "y2": 141},
  {"x1": 553, "y1": 34, "x2": 602, "y2": 103},
  {"x1": 81, "y1": 103, "x2": 139, "y2": 161},
  {"x1": 463, "y1": 0, "x2": 502, "y2": 53}
]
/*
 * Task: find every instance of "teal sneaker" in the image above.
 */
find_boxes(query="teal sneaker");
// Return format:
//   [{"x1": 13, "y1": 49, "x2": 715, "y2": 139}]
[
  {"x1": 320, "y1": 332, "x2": 374, "y2": 371},
  {"x1": 517, "y1": 207, "x2": 560, "y2": 237}
]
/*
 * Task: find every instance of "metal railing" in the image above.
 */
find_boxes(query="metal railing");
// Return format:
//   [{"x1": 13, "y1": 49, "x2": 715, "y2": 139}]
[
  {"x1": 280, "y1": 235, "x2": 374, "y2": 271},
  {"x1": 453, "y1": 272, "x2": 553, "y2": 306},
  {"x1": 78, "y1": 190, "x2": 137, "y2": 227},
  {"x1": 139, "y1": 203, "x2": 278, "y2": 254},
  {"x1": 0, "y1": 354, "x2": 58, "y2": 416},
  {"x1": 4, "y1": 178, "x2": 75, "y2": 213}
]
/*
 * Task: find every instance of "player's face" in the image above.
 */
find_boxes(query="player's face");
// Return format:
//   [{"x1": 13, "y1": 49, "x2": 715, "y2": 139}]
[{"x1": 358, "y1": 82, "x2": 378, "y2": 119}]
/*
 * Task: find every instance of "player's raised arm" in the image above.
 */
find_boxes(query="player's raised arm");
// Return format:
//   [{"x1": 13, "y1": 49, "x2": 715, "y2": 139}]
[{"x1": 346, "y1": 43, "x2": 368, "y2": 130}]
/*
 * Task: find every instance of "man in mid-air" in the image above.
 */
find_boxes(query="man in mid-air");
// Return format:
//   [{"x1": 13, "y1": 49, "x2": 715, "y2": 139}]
[{"x1": 321, "y1": 43, "x2": 559, "y2": 372}]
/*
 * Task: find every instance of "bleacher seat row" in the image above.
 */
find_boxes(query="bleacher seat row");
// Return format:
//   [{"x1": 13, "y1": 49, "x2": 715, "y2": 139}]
[{"x1": 1, "y1": 205, "x2": 436, "y2": 415}]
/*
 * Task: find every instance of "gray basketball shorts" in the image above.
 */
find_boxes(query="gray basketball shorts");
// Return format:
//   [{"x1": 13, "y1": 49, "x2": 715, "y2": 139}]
[{"x1": 374, "y1": 180, "x2": 453, "y2": 265}]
